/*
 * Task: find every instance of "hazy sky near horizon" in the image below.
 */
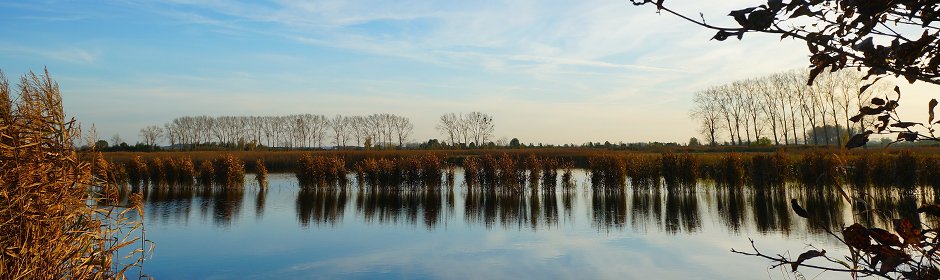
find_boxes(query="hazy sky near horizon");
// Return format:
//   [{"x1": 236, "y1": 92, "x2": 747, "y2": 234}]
[{"x1": 3, "y1": 0, "x2": 932, "y2": 145}]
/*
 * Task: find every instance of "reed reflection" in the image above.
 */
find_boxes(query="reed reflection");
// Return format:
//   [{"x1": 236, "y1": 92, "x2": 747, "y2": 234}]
[
  {"x1": 255, "y1": 188, "x2": 267, "y2": 219},
  {"x1": 144, "y1": 185, "x2": 194, "y2": 225},
  {"x1": 139, "y1": 183, "x2": 246, "y2": 227},
  {"x1": 664, "y1": 188, "x2": 701, "y2": 234},
  {"x1": 463, "y1": 189, "x2": 559, "y2": 230},
  {"x1": 751, "y1": 188, "x2": 791, "y2": 235},
  {"x1": 210, "y1": 186, "x2": 245, "y2": 227},
  {"x1": 354, "y1": 187, "x2": 453, "y2": 229},
  {"x1": 296, "y1": 187, "x2": 347, "y2": 227},
  {"x1": 593, "y1": 190, "x2": 627, "y2": 230},
  {"x1": 715, "y1": 186, "x2": 746, "y2": 233},
  {"x1": 132, "y1": 172, "x2": 940, "y2": 238},
  {"x1": 794, "y1": 185, "x2": 847, "y2": 234}
]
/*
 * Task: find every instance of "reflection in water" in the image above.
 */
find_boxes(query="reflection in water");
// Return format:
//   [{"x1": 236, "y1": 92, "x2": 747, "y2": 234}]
[
  {"x1": 797, "y1": 185, "x2": 847, "y2": 233},
  {"x1": 594, "y1": 190, "x2": 627, "y2": 230},
  {"x1": 296, "y1": 187, "x2": 347, "y2": 227},
  {"x1": 255, "y1": 188, "x2": 266, "y2": 220},
  {"x1": 142, "y1": 184, "x2": 245, "y2": 227},
  {"x1": 135, "y1": 174, "x2": 937, "y2": 235},
  {"x1": 664, "y1": 188, "x2": 701, "y2": 234},
  {"x1": 145, "y1": 185, "x2": 195, "y2": 225},
  {"x1": 354, "y1": 188, "x2": 452, "y2": 229},
  {"x1": 463, "y1": 189, "x2": 561, "y2": 230},
  {"x1": 212, "y1": 188, "x2": 245, "y2": 227},
  {"x1": 716, "y1": 187, "x2": 746, "y2": 233},
  {"x1": 751, "y1": 188, "x2": 791, "y2": 235}
]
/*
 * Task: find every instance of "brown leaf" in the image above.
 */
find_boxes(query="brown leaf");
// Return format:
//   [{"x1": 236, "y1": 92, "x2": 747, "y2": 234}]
[
  {"x1": 869, "y1": 228, "x2": 902, "y2": 247},
  {"x1": 845, "y1": 133, "x2": 869, "y2": 149},
  {"x1": 849, "y1": 114, "x2": 864, "y2": 122},
  {"x1": 894, "y1": 219, "x2": 921, "y2": 245},
  {"x1": 871, "y1": 245, "x2": 909, "y2": 273},
  {"x1": 880, "y1": 254, "x2": 905, "y2": 274},
  {"x1": 859, "y1": 106, "x2": 885, "y2": 115},
  {"x1": 930, "y1": 99, "x2": 938, "y2": 124},
  {"x1": 890, "y1": 122, "x2": 921, "y2": 128},
  {"x1": 843, "y1": 223, "x2": 871, "y2": 249},
  {"x1": 791, "y1": 249, "x2": 826, "y2": 272},
  {"x1": 898, "y1": 132, "x2": 918, "y2": 142}
]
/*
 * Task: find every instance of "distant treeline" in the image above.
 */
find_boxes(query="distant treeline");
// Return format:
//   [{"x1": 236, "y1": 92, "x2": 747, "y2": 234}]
[
  {"x1": 133, "y1": 113, "x2": 415, "y2": 150},
  {"x1": 690, "y1": 68, "x2": 894, "y2": 147},
  {"x1": 116, "y1": 112, "x2": 505, "y2": 151}
]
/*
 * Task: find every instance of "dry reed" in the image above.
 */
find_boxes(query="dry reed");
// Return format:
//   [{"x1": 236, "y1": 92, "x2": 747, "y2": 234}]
[{"x1": 0, "y1": 69, "x2": 146, "y2": 278}]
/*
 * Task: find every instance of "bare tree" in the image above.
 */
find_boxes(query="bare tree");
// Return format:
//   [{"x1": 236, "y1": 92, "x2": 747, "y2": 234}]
[
  {"x1": 139, "y1": 125, "x2": 163, "y2": 148},
  {"x1": 329, "y1": 114, "x2": 348, "y2": 148},
  {"x1": 393, "y1": 115, "x2": 414, "y2": 147},
  {"x1": 437, "y1": 113, "x2": 459, "y2": 146},
  {"x1": 690, "y1": 88, "x2": 724, "y2": 146},
  {"x1": 110, "y1": 133, "x2": 123, "y2": 146},
  {"x1": 465, "y1": 112, "x2": 495, "y2": 146}
]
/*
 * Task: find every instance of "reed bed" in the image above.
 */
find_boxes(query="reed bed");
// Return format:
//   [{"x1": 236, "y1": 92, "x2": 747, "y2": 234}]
[
  {"x1": 459, "y1": 153, "x2": 570, "y2": 191},
  {"x1": 198, "y1": 159, "x2": 214, "y2": 186},
  {"x1": 1, "y1": 70, "x2": 144, "y2": 278},
  {"x1": 797, "y1": 151, "x2": 842, "y2": 186},
  {"x1": 588, "y1": 155, "x2": 628, "y2": 190},
  {"x1": 462, "y1": 154, "x2": 524, "y2": 190},
  {"x1": 661, "y1": 152, "x2": 699, "y2": 188},
  {"x1": 126, "y1": 155, "x2": 149, "y2": 187},
  {"x1": 256, "y1": 159, "x2": 268, "y2": 187},
  {"x1": 353, "y1": 154, "x2": 448, "y2": 188},
  {"x1": 296, "y1": 154, "x2": 347, "y2": 187},
  {"x1": 100, "y1": 147, "x2": 940, "y2": 190},
  {"x1": 211, "y1": 154, "x2": 246, "y2": 188},
  {"x1": 748, "y1": 151, "x2": 788, "y2": 188},
  {"x1": 921, "y1": 156, "x2": 940, "y2": 188}
]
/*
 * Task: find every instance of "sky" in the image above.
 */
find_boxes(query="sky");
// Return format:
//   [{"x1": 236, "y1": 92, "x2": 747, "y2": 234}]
[{"x1": 3, "y1": 0, "x2": 931, "y2": 146}]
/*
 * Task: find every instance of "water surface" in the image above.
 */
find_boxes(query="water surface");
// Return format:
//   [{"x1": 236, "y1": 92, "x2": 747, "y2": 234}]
[{"x1": 135, "y1": 172, "x2": 928, "y2": 279}]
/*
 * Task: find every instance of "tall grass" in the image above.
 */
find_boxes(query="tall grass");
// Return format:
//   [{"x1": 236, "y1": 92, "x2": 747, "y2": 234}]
[
  {"x1": 462, "y1": 154, "x2": 527, "y2": 190},
  {"x1": 213, "y1": 154, "x2": 246, "y2": 187},
  {"x1": 256, "y1": 159, "x2": 268, "y2": 187},
  {"x1": 0, "y1": 70, "x2": 145, "y2": 278},
  {"x1": 661, "y1": 152, "x2": 699, "y2": 188},
  {"x1": 296, "y1": 154, "x2": 347, "y2": 187},
  {"x1": 101, "y1": 147, "x2": 940, "y2": 190},
  {"x1": 588, "y1": 155, "x2": 627, "y2": 190},
  {"x1": 749, "y1": 151, "x2": 788, "y2": 188},
  {"x1": 353, "y1": 154, "x2": 447, "y2": 188}
]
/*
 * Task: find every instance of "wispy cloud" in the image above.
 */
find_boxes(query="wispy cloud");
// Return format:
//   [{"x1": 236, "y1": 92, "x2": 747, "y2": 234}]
[
  {"x1": 0, "y1": 44, "x2": 98, "y2": 64},
  {"x1": 17, "y1": 15, "x2": 88, "y2": 21}
]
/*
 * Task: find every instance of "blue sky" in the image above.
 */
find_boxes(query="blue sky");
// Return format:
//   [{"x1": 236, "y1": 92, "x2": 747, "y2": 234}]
[{"x1": 0, "y1": 0, "x2": 822, "y2": 145}]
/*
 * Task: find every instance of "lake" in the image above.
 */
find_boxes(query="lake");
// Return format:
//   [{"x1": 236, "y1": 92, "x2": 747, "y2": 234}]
[{"x1": 129, "y1": 171, "x2": 929, "y2": 279}]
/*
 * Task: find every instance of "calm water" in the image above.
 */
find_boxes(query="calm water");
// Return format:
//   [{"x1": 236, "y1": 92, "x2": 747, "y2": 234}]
[{"x1": 129, "y1": 171, "x2": 931, "y2": 279}]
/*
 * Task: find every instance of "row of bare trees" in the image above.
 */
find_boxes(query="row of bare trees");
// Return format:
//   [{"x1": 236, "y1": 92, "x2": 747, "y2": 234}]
[
  {"x1": 140, "y1": 114, "x2": 414, "y2": 149},
  {"x1": 436, "y1": 112, "x2": 496, "y2": 147},
  {"x1": 690, "y1": 69, "x2": 892, "y2": 146}
]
